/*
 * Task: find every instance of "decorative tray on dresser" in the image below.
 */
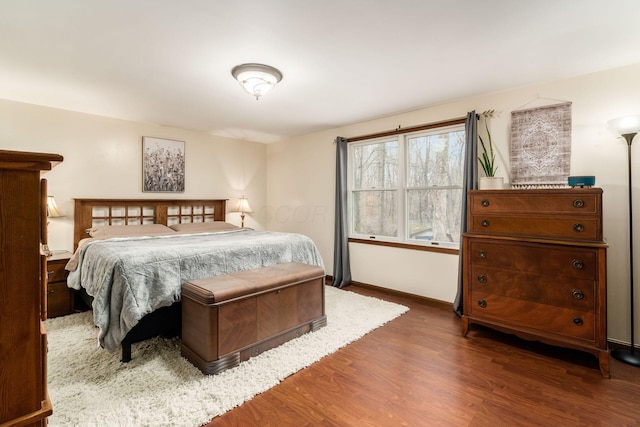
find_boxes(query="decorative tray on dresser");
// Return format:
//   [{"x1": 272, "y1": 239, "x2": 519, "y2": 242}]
[{"x1": 461, "y1": 188, "x2": 609, "y2": 377}]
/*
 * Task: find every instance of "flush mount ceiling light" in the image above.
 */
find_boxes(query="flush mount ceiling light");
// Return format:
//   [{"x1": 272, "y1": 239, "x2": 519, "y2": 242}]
[{"x1": 231, "y1": 63, "x2": 282, "y2": 100}]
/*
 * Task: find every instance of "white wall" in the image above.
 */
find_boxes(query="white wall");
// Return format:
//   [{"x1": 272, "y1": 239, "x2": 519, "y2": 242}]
[
  {"x1": 267, "y1": 63, "x2": 640, "y2": 344},
  {"x1": 0, "y1": 99, "x2": 267, "y2": 252}
]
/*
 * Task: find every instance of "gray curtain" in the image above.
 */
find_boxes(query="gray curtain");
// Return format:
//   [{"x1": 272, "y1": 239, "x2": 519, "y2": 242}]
[
  {"x1": 453, "y1": 111, "x2": 478, "y2": 315},
  {"x1": 332, "y1": 136, "x2": 352, "y2": 288}
]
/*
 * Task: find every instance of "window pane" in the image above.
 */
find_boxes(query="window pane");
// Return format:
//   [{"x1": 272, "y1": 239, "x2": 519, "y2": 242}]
[
  {"x1": 407, "y1": 130, "x2": 465, "y2": 187},
  {"x1": 407, "y1": 188, "x2": 462, "y2": 243},
  {"x1": 353, "y1": 140, "x2": 398, "y2": 189},
  {"x1": 352, "y1": 190, "x2": 397, "y2": 237}
]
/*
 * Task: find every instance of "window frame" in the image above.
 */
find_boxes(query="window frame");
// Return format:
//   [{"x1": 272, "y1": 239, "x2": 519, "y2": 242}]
[{"x1": 346, "y1": 117, "x2": 466, "y2": 254}]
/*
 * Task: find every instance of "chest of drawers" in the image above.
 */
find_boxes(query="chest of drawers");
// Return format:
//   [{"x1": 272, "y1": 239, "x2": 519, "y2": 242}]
[{"x1": 461, "y1": 188, "x2": 609, "y2": 377}]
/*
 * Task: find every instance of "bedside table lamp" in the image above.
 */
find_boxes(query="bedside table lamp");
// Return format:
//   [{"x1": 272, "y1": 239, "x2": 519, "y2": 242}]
[
  {"x1": 47, "y1": 196, "x2": 64, "y2": 218},
  {"x1": 609, "y1": 114, "x2": 640, "y2": 367},
  {"x1": 43, "y1": 196, "x2": 64, "y2": 256},
  {"x1": 234, "y1": 196, "x2": 253, "y2": 228}
]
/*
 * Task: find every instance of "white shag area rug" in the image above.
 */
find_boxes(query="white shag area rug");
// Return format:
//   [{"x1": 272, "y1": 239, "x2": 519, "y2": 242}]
[{"x1": 46, "y1": 286, "x2": 408, "y2": 427}]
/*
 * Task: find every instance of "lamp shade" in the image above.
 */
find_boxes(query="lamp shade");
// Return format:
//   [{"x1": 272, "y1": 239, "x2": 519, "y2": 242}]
[
  {"x1": 234, "y1": 196, "x2": 253, "y2": 214},
  {"x1": 47, "y1": 196, "x2": 64, "y2": 218},
  {"x1": 231, "y1": 63, "x2": 282, "y2": 100},
  {"x1": 608, "y1": 115, "x2": 640, "y2": 136}
]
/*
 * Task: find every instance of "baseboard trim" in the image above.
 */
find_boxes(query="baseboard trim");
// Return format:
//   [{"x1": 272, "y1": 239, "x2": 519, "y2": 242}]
[
  {"x1": 606, "y1": 339, "x2": 640, "y2": 352},
  {"x1": 325, "y1": 275, "x2": 453, "y2": 311}
]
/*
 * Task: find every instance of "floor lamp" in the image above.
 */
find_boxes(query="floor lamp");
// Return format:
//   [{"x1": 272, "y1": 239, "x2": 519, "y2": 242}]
[{"x1": 609, "y1": 115, "x2": 640, "y2": 367}]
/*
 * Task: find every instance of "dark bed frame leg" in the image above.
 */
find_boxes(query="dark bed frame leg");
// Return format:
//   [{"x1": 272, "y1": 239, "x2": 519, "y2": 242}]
[
  {"x1": 118, "y1": 302, "x2": 181, "y2": 363},
  {"x1": 121, "y1": 343, "x2": 132, "y2": 363}
]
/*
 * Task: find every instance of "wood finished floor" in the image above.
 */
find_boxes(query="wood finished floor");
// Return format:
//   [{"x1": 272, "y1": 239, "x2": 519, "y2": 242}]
[{"x1": 207, "y1": 285, "x2": 640, "y2": 427}]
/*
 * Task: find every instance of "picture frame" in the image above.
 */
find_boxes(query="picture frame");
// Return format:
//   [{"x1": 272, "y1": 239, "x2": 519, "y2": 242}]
[{"x1": 142, "y1": 136, "x2": 185, "y2": 192}]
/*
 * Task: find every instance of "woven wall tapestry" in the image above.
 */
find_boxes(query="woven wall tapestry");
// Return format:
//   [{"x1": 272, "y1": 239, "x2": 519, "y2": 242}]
[{"x1": 510, "y1": 102, "x2": 572, "y2": 188}]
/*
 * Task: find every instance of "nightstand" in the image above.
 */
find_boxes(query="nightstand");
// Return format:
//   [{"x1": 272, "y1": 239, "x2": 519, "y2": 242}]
[{"x1": 46, "y1": 251, "x2": 74, "y2": 318}]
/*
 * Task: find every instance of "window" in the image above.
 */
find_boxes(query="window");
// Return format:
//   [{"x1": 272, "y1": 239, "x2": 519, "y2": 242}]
[{"x1": 348, "y1": 122, "x2": 466, "y2": 249}]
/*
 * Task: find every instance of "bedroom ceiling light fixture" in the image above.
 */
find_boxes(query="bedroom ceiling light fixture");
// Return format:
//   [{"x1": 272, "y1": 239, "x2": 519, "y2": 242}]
[
  {"x1": 608, "y1": 114, "x2": 640, "y2": 367},
  {"x1": 231, "y1": 63, "x2": 282, "y2": 100},
  {"x1": 234, "y1": 196, "x2": 253, "y2": 228}
]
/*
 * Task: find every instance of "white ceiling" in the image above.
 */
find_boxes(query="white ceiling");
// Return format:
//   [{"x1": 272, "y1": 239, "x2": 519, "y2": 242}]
[{"x1": 2, "y1": 0, "x2": 640, "y2": 143}]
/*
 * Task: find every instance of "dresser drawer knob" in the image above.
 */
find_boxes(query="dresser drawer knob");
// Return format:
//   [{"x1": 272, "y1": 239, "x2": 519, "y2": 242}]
[
  {"x1": 573, "y1": 199, "x2": 585, "y2": 208},
  {"x1": 572, "y1": 260, "x2": 584, "y2": 270},
  {"x1": 572, "y1": 289, "x2": 585, "y2": 300},
  {"x1": 478, "y1": 250, "x2": 487, "y2": 259},
  {"x1": 481, "y1": 219, "x2": 490, "y2": 227},
  {"x1": 573, "y1": 317, "x2": 584, "y2": 326},
  {"x1": 481, "y1": 199, "x2": 490, "y2": 207},
  {"x1": 477, "y1": 299, "x2": 487, "y2": 308},
  {"x1": 573, "y1": 223, "x2": 584, "y2": 232},
  {"x1": 477, "y1": 275, "x2": 487, "y2": 283}
]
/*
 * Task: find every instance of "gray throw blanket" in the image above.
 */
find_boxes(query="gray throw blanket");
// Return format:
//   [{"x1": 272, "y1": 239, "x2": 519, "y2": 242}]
[{"x1": 67, "y1": 229, "x2": 324, "y2": 352}]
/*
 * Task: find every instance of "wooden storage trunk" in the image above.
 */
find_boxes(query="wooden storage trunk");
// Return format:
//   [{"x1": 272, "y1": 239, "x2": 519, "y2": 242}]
[{"x1": 181, "y1": 262, "x2": 326, "y2": 375}]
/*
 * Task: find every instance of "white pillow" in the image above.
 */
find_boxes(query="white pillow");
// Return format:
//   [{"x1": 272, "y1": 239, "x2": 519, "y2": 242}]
[
  {"x1": 87, "y1": 224, "x2": 176, "y2": 237},
  {"x1": 169, "y1": 222, "x2": 239, "y2": 233}
]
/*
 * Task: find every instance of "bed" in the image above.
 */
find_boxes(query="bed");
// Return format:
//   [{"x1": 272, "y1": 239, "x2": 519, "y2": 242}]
[{"x1": 67, "y1": 198, "x2": 324, "y2": 362}]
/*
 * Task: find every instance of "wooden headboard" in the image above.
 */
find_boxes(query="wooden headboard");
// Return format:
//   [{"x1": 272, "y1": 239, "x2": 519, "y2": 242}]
[{"x1": 73, "y1": 198, "x2": 227, "y2": 250}]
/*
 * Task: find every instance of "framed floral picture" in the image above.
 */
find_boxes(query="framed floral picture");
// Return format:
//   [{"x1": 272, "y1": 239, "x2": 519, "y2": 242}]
[{"x1": 142, "y1": 136, "x2": 185, "y2": 192}]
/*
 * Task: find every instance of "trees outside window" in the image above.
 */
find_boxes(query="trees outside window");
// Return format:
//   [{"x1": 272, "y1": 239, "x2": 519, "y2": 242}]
[{"x1": 349, "y1": 124, "x2": 465, "y2": 249}]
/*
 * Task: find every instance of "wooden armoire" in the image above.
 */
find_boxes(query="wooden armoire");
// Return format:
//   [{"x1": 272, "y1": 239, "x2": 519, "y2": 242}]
[{"x1": 0, "y1": 149, "x2": 63, "y2": 426}]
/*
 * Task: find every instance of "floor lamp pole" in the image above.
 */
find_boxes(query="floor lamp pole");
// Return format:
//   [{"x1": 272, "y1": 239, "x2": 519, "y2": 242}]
[{"x1": 612, "y1": 132, "x2": 640, "y2": 366}]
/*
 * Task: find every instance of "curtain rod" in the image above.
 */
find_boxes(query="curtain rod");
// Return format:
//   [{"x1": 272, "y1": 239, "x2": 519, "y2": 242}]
[{"x1": 344, "y1": 116, "x2": 466, "y2": 143}]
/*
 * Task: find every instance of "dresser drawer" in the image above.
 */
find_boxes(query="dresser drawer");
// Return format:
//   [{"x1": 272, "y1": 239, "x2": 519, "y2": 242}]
[
  {"x1": 468, "y1": 265, "x2": 595, "y2": 311},
  {"x1": 468, "y1": 215, "x2": 600, "y2": 241},
  {"x1": 47, "y1": 281, "x2": 74, "y2": 318},
  {"x1": 469, "y1": 189, "x2": 601, "y2": 215},
  {"x1": 468, "y1": 239, "x2": 597, "y2": 279},
  {"x1": 46, "y1": 259, "x2": 68, "y2": 283},
  {"x1": 468, "y1": 291, "x2": 595, "y2": 342}
]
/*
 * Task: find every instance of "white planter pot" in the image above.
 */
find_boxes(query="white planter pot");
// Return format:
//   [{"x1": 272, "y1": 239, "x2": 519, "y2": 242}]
[{"x1": 478, "y1": 176, "x2": 504, "y2": 190}]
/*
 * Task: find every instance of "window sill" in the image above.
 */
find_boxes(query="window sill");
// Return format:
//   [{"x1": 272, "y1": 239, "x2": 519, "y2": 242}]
[{"x1": 348, "y1": 238, "x2": 459, "y2": 255}]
